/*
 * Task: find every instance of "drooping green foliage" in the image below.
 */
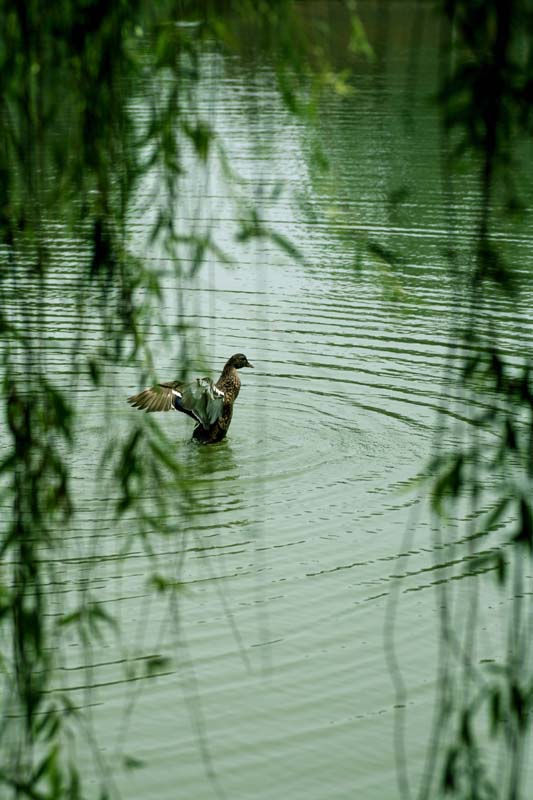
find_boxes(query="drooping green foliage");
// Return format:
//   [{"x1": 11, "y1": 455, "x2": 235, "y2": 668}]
[
  {"x1": 4, "y1": 1, "x2": 532, "y2": 797},
  {"x1": 0, "y1": 1, "x2": 360, "y2": 796},
  {"x1": 410, "y1": 2, "x2": 533, "y2": 798}
]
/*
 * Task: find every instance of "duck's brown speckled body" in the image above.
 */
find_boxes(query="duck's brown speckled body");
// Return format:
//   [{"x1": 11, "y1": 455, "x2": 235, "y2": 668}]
[
  {"x1": 127, "y1": 353, "x2": 253, "y2": 444},
  {"x1": 193, "y1": 358, "x2": 243, "y2": 443}
]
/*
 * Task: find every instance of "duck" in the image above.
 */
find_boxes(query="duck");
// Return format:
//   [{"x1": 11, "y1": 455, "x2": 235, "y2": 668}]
[{"x1": 127, "y1": 353, "x2": 253, "y2": 443}]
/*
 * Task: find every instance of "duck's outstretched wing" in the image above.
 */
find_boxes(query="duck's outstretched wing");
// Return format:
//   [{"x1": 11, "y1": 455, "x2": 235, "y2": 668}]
[
  {"x1": 128, "y1": 378, "x2": 224, "y2": 429},
  {"x1": 127, "y1": 381, "x2": 184, "y2": 413}
]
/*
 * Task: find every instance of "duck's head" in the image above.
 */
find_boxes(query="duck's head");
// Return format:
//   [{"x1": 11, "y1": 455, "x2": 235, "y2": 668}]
[{"x1": 227, "y1": 353, "x2": 254, "y2": 369}]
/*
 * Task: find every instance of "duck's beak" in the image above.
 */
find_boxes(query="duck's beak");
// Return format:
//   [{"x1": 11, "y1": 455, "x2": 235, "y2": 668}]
[{"x1": 245, "y1": 360, "x2": 254, "y2": 368}]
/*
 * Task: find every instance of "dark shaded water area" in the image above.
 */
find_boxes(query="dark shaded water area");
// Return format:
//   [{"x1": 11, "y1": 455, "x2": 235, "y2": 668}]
[{"x1": 2, "y1": 2, "x2": 533, "y2": 798}]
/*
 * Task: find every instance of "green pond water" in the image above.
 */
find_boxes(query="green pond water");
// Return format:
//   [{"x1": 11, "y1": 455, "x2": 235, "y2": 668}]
[{"x1": 3, "y1": 2, "x2": 533, "y2": 798}]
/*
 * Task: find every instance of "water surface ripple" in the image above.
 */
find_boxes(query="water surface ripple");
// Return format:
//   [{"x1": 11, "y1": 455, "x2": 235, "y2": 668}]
[{"x1": 2, "y1": 4, "x2": 533, "y2": 798}]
